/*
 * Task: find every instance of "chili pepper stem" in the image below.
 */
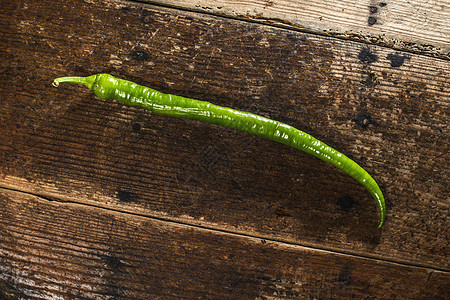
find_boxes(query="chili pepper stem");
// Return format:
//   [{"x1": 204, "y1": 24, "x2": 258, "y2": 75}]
[{"x1": 53, "y1": 76, "x2": 96, "y2": 90}]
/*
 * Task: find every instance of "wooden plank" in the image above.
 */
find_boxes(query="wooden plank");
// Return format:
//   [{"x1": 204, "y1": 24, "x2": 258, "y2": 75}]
[
  {"x1": 149, "y1": 0, "x2": 450, "y2": 59},
  {"x1": 0, "y1": 0, "x2": 449, "y2": 272},
  {"x1": 0, "y1": 188, "x2": 448, "y2": 299}
]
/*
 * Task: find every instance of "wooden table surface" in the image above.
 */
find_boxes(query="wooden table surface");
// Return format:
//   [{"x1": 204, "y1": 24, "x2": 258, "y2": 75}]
[{"x1": 1, "y1": 0, "x2": 449, "y2": 298}]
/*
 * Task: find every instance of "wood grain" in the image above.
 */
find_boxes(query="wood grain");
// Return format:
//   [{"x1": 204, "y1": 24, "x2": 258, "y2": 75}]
[
  {"x1": 1, "y1": 188, "x2": 448, "y2": 299},
  {"x1": 0, "y1": 0, "x2": 449, "y2": 277},
  {"x1": 149, "y1": 0, "x2": 450, "y2": 59}
]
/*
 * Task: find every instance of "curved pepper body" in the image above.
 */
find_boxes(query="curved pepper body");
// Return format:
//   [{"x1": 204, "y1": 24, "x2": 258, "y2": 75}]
[{"x1": 53, "y1": 73, "x2": 386, "y2": 228}]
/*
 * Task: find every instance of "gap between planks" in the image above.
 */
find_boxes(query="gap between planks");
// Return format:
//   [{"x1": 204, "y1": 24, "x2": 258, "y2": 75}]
[
  {"x1": 1, "y1": 184, "x2": 448, "y2": 274},
  {"x1": 126, "y1": 0, "x2": 450, "y2": 60}
]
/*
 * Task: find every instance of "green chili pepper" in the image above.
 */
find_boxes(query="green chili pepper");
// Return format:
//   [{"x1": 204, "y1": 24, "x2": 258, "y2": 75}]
[{"x1": 53, "y1": 74, "x2": 386, "y2": 228}]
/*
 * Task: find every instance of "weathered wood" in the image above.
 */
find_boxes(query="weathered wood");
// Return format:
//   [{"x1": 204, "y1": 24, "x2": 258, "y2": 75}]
[
  {"x1": 149, "y1": 0, "x2": 450, "y2": 59},
  {"x1": 0, "y1": 188, "x2": 448, "y2": 299},
  {"x1": 0, "y1": 0, "x2": 449, "y2": 275}
]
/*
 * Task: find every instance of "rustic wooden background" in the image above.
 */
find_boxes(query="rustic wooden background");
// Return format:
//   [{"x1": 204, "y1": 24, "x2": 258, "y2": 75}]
[{"x1": 1, "y1": 0, "x2": 449, "y2": 298}]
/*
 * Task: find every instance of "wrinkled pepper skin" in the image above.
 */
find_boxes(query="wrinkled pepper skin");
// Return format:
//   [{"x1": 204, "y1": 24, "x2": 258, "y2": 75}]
[{"x1": 53, "y1": 74, "x2": 386, "y2": 228}]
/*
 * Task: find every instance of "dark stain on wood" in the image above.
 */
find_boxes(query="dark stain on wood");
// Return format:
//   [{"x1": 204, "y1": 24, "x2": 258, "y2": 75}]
[
  {"x1": 358, "y1": 47, "x2": 378, "y2": 63},
  {"x1": 353, "y1": 114, "x2": 373, "y2": 128},
  {"x1": 337, "y1": 195, "x2": 358, "y2": 211},
  {"x1": 337, "y1": 266, "x2": 352, "y2": 286},
  {"x1": 368, "y1": 16, "x2": 377, "y2": 26},
  {"x1": 131, "y1": 50, "x2": 149, "y2": 61},
  {"x1": 120, "y1": 6, "x2": 131, "y2": 13},
  {"x1": 140, "y1": 11, "x2": 154, "y2": 24},
  {"x1": 132, "y1": 122, "x2": 142, "y2": 132},
  {"x1": 387, "y1": 53, "x2": 411, "y2": 67},
  {"x1": 102, "y1": 255, "x2": 124, "y2": 270},
  {"x1": 100, "y1": 253, "x2": 126, "y2": 298},
  {"x1": 117, "y1": 189, "x2": 139, "y2": 203}
]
